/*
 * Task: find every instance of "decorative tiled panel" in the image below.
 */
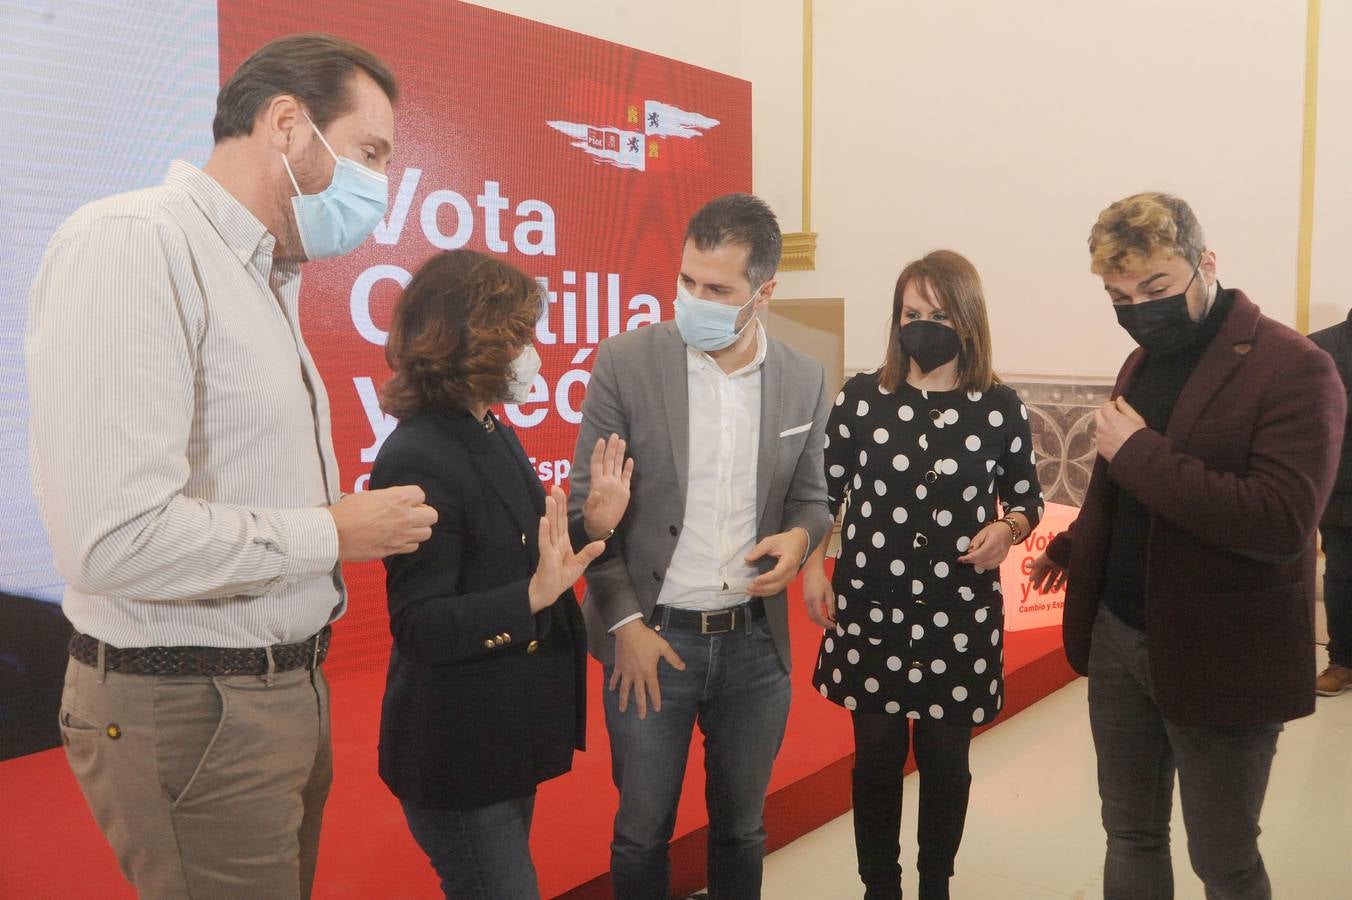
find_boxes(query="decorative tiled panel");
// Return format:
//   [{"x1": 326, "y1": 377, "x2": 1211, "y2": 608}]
[
  {"x1": 839, "y1": 369, "x2": 1111, "y2": 508},
  {"x1": 1005, "y1": 381, "x2": 1112, "y2": 508}
]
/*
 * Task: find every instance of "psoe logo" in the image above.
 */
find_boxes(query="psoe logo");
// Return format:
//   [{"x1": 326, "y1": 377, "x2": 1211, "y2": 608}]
[{"x1": 549, "y1": 100, "x2": 719, "y2": 171}]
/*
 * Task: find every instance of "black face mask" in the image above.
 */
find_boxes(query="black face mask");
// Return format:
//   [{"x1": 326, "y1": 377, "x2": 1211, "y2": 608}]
[
  {"x1": 1114, "y1": 263, "x2": 1205, "y2": 355},
  {"x1": 899, "y1": 320, "x2": 962, "y2": 373}
]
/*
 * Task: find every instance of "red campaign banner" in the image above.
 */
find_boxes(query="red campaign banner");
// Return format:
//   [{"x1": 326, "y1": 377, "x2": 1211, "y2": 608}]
[
  {"x1": 218, "y1": 1, "x2": 752, "y2": 677},
  {"x1": 999, "y1": 501, "x2": 1076, "y2": 631}
]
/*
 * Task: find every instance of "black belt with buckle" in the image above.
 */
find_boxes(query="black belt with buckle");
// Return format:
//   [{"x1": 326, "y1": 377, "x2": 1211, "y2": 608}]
[
  {"x1": 69, "y1": 626, "x2": 331, "y2": 677},
  {"x1": 650, "y1": 597, "x2": 766, "y2": 635}
]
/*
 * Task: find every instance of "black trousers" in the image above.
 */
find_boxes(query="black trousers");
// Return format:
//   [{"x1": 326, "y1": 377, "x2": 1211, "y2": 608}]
[
  {"x1": 1322, "y1": 525, "x2": 1352, "y2": 667},
  {"x1": 850, "y1": 710, "x2": 973, "y2": 900}
]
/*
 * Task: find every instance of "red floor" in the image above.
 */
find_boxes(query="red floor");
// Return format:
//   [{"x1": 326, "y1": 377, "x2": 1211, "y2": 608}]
[{"x1": 0, "y1": 582, "x2": 1074, "y2": 899}]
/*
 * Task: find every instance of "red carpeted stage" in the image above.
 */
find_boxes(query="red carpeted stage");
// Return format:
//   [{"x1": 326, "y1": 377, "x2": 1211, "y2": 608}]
[{"x1": 0, "y1": 579, "x2": 1075, "y2": 899}]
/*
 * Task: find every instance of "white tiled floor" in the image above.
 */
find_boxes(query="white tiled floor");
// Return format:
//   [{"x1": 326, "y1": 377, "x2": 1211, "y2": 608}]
[{"x1": 759, "y1": 642, "x2": 1352, "y2": 899}]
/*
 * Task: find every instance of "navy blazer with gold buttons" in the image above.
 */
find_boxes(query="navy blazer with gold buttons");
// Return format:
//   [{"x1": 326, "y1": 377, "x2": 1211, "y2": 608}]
[{"x1": 371, "y1": 407, "x2": 587, "y2": 810}]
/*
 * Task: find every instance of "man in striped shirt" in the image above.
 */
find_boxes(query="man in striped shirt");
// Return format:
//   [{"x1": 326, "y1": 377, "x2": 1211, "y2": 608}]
[{"x1": 25, "y1": 33, "x2": 434, "y2": 899}]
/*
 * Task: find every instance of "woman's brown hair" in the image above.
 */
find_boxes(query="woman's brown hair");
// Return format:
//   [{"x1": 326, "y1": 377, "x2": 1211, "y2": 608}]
[
  {"x1": 380, "y1": 249, "x2": 541, "y2": 418},
  {"x1": 877, "y1": 250, "x2": 998, "y2": 394}
]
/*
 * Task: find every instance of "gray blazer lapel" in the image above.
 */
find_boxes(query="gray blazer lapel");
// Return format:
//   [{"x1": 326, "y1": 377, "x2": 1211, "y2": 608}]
[
  {"x1": 757, "y1": 335, "x2": 784, "y2": 523},
  {"x1": 661, "y1": 324, "x2": 691, "y2": 506}
]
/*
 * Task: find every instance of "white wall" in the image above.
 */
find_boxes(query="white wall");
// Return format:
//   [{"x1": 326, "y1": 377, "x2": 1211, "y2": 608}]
[
  {"x1": 740, "y1": 0, "x2": 807, "y2": 235},
  {"x1": 1309, "y1": 0, "x2": 1352, "y2": 332},
  {"x1": 774, "y1": 0, "x2": 1311, "y2": 379},
  {"x1": 470, "y1": 0, "x2": 743, "y2": 80}
]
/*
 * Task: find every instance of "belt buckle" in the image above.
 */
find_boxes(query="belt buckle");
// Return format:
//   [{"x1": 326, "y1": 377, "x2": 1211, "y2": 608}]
[
  {"x1": 700, "y1": 609, "x2": 736, "y2": 635},
  {"x1": 311, "y1": 628, "x2": 328, "y2": 670}
]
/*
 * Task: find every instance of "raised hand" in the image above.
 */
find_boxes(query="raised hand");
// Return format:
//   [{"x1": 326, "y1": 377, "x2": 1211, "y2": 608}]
[
  {"x1": 581, "y1": 433, "x2": 634, "y2": 540},
  {"x1": 529, "y1": 487, "x2": 605, "y2": 612}
]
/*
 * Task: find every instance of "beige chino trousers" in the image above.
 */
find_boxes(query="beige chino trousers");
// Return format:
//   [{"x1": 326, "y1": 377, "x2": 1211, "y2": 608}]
[{"x1": 59, "y1": 656, "x2": 332, "y2": 899}]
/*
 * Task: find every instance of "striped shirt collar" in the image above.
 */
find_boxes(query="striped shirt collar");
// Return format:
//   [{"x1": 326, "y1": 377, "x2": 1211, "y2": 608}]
[{"x1": 165, "y1": 159, "x2": 278, "y2": 268}]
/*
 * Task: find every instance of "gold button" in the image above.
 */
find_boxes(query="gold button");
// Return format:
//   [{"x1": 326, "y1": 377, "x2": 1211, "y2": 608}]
[
  {"x1": 521, "y1": 533, "x2": 526, "y2": 545},
  {"x1": 484, "y1": 639, "x2": 496, "y2": 649},
  {"x1": 105, "y1": 724, "x2": 122, "y2": 740},
  {"x1": 526, "y1": 640, "x2": 540, "y2": 653},
  {"x1": 503, "y1": 634, "x2": 513, "y2": 644}
]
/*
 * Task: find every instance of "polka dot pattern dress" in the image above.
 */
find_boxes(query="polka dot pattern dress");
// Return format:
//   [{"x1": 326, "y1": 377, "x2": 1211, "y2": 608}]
[{"x1": 812, "y1": 372, "x2": 1044, "y2": 724}]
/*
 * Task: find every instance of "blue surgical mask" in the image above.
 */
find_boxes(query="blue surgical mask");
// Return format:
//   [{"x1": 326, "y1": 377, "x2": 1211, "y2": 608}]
[
  {"x1": 673, "y1": 280, "x2": 763, "y2": 351},
  {"x1": 282, "y1": 113, "x2": 388, "y2": 260}
]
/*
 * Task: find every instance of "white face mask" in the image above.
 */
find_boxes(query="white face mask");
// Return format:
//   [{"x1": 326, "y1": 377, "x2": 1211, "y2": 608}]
[{"x1": 505, "y1": 344, "x2": 542, "y2": 403}]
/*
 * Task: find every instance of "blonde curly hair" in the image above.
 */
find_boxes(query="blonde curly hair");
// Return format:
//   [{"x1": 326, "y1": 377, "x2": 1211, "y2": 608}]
[{"x1": 1088, "y1": 192, "x2": 1206, "y2": 276}]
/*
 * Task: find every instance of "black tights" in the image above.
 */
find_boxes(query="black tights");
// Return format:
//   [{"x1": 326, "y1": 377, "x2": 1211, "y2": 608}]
[{"x1": 850, "y1": 710, "x2": 974, "y2": 900}]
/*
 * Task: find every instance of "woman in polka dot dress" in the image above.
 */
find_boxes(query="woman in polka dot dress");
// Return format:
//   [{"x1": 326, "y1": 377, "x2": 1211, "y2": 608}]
[{"x1": 802, "y1": 251, "x2": 1044, "y2": 900}]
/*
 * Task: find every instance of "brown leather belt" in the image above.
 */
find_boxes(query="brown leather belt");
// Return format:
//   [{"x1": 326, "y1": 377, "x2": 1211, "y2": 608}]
[{"x1": 69, "y1": 626, "x2": 331, "y2": 677}]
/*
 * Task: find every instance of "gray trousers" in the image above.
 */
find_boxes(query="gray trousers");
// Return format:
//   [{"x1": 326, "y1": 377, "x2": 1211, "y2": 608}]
[
  {"x1": 1088, "y1": 605, "x2": 1280, "y2": 900},
  {"x1": 59, "y1": 655, "x2": 332, "y2": 899}
]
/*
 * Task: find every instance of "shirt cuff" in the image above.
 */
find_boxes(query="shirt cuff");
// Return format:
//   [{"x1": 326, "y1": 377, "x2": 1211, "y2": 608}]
[
  {"x1": 278, "y1": 507, "x2": 341, "y2": 583},
  {"x1": 608, "y1": 612, "x2": 644, "y2": 633}
]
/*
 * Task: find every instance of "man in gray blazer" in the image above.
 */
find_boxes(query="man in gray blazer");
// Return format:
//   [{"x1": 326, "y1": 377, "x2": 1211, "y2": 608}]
[{"x1": 569, "y1": 194, "x2": 832, "y2": 899}]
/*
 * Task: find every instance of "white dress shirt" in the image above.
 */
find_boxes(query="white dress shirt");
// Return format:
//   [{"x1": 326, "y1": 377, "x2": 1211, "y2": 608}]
[
  {"x1": 607, "y1": 322, "x2": 767, "y2": 632},
  {"x1": 659, "y1": 322, "x2": 766, "y2": 610},
  {"x1": 26, "y1": 161, "x2": 344, "y2": 649}
]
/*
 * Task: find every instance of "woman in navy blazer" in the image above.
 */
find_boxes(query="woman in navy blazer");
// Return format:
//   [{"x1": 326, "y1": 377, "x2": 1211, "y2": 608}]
[{"x1": 370, "y1": 249, "x2": 632, "y2": 899}]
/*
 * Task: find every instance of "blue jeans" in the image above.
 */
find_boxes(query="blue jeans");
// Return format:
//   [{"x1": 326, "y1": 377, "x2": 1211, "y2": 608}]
[
  {"x1": 1088, "y1": 606, "x2": 1280, "y2": 900},
  {"x1": 400, "y1": 795, "x2": 539, "y2": 899},
  {"x1": 1321, "y1": 526, "x2": 1352, "y2": 667},
  {"x1": 603, "y1": 609, "x2": 792, "y2": 900}
]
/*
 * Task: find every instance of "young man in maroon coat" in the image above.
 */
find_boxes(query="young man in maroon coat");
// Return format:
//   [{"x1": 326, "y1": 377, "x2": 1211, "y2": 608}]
[{"x1": 1029, "y1": 192, "x2": 1345, "y2": 900}]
